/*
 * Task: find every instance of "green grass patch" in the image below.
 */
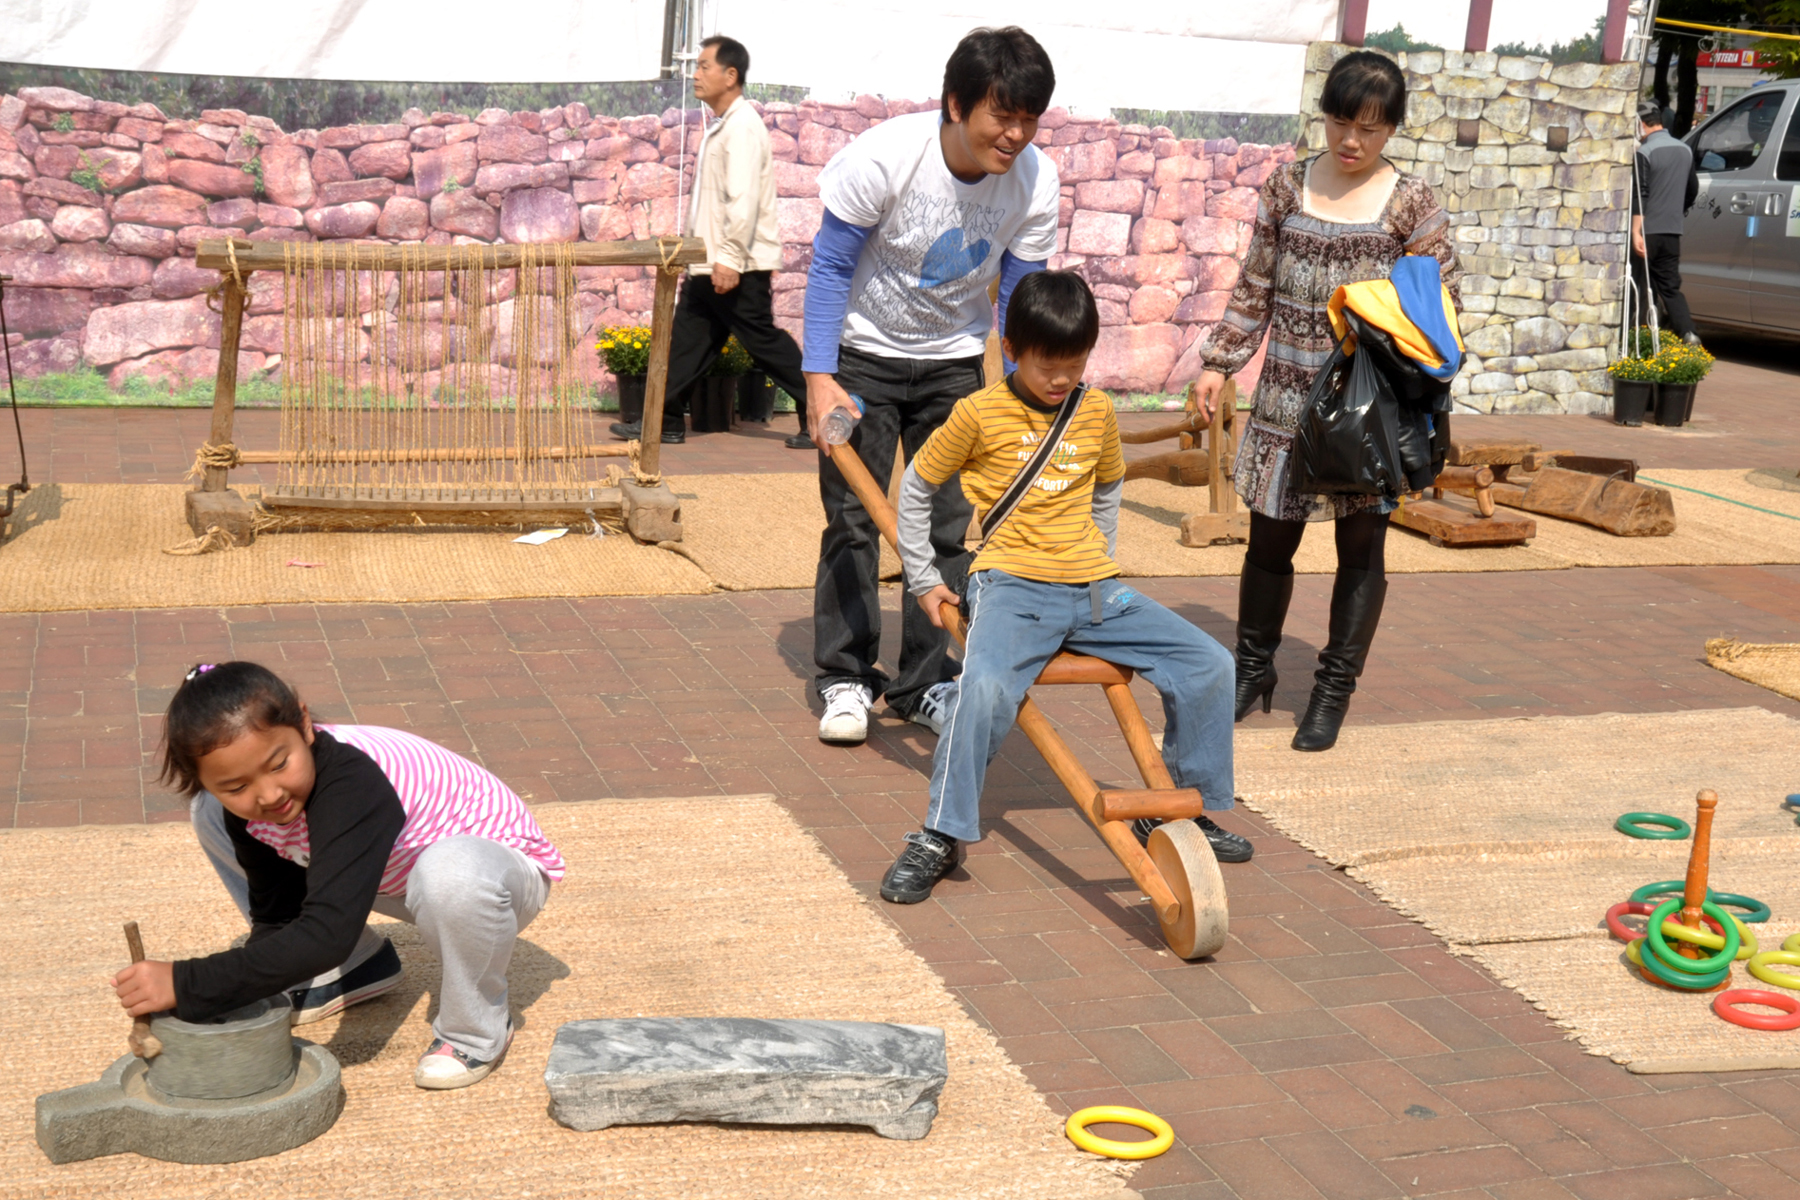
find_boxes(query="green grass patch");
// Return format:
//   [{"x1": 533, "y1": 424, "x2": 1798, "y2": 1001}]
[{"x1": 9, "y1": 370, "x2": 285, "y2": 408}]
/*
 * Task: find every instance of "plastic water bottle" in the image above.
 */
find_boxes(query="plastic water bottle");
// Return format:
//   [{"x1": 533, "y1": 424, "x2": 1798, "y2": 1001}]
[{"x1": 822, "y1": 394, "x2": 865, "y2": 446}]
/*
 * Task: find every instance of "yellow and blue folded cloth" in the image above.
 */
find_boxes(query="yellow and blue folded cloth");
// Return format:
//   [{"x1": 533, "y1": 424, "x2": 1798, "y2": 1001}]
[{"x1": 1326, "y1": 256, "x2": 1465, "y2": 382}]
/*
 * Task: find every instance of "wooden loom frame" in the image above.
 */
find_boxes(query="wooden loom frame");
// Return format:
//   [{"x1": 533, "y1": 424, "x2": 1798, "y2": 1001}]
[{"x1": 187, "y1": 236, "x2": 706, "y2": 542}]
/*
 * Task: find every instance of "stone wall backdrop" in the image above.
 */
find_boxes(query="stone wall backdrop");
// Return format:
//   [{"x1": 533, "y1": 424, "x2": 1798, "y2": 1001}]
[
  {"x1": 0, "y1": 82, "x2": 1296, "y2": 405},
  {"x1": 1303, "y1": 43, "x2": 1640, "y2": 414},
  {"x1": 0, "y1": 50, "x2": 1639, "y2": 413}
]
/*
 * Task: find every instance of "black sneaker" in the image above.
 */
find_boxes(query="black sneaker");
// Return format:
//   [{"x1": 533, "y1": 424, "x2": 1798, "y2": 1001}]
[
  {"x1": 288, "y1": 937, "x2": 404, "y2": 1025},
  {"x1": 879, "y1": 830, "x2": 960, "y2": 903},
  {"x1": 784, "y1": 432, "x2": 815, "y2": 450},
  {"x1": 610, "y1": 420, "x2": 642, "y2": 440},
  {"x1": 1131, "y1": 815, "x2": 1254, "y2": 863}
]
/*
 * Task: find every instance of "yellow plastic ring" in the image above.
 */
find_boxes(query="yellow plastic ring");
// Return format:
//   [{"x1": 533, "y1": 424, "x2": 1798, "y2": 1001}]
[
  {"x1": 1661, "y1": 913, "x2": 1759, "y2": 960},
  {"x1": 1066, "y1": 1106, "x2": 1175, "y2": 1160},
  {"x1": 1748, "y1": 951, "x2": 1800, "y2": 990},
  {"x1": 1783, "y1": 933, "x2": 1800, "y2": 954}
]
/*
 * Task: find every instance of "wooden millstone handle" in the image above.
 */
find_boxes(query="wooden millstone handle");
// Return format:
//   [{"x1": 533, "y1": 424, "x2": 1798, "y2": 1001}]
[{"x1": 124, "y1": 921, "x2": 163, "y2": 1060}]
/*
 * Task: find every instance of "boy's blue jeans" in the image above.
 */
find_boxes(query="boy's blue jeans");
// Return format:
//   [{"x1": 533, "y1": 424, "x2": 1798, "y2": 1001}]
[{"x1": 925, "y1": 571, "x2": 1236, "y2": 844}]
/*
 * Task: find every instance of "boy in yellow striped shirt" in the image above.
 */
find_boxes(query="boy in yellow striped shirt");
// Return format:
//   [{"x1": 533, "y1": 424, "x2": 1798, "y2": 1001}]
[{"x1": 880, "y1": 271, "x2": 1250, "y2": 905}]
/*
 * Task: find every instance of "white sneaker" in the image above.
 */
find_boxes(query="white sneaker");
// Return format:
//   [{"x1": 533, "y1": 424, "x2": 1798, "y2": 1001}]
[
  {"x1": 414, "y1": 1023, "x2": 513, "y2": 1090},
  {"x1": 907, "y1": 680, "x2": 958, "y2": 736},
  {"x1": 819, "y1": 681, "x2": 873, "y2": 744}
]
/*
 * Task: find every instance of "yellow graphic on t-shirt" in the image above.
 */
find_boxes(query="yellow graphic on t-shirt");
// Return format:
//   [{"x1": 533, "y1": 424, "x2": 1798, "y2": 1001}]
[{"x1": 1014, "y1": 431, "x2": 1088, "y2": 492}]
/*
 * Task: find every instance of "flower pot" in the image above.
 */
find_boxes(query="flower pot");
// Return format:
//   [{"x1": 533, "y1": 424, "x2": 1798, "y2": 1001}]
[
  {"x1": 1611, "y1": 380, "x2": 1653, "y2": 426},
  {"x1": 1654, "y1": 383, "x2": 1695, "y2": 427},
  {"x1": 616, "y1": 374, "x2": 647, "y2": 425},
  {"x1": 690, "y1": 376, "x2": 738, "y2": 432},
  {"x1": 737, "y1": 371, "x2": 777, "y2": 422}
]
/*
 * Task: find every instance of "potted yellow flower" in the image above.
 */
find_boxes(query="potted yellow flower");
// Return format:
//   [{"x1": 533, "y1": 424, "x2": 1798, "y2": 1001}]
[
  {"x1": 597, "y1": 326, "x2": 653, "y2": 423},
  {"x1": 691, "y1": 337, "x2": 752, "y2": 432},
  {"x1": 1651, "y1": 339, "x2": 1714, "y2": 428}
]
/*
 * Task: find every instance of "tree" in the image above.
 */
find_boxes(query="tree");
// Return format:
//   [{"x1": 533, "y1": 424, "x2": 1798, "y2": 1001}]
[
  {"x1": 1364, "y1": 25, "x2": 1443, "y2": 54},
  {"x1": 1493, "y1": 16, "x2": 1608, "y2": 62},
  {"x1": 1654, "y1": 2, "x2": 1800, "y2": 135}
]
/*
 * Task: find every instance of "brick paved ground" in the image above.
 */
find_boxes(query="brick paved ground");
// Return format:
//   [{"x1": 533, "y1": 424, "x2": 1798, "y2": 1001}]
[{"x1": 3, "y1": 338, "x2": 1799, "y2": 1197}]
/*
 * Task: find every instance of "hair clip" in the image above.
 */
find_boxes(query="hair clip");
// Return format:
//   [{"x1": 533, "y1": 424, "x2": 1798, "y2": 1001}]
[{"x1": 184, "y1": 663, "x2": 218, "y2": 682}]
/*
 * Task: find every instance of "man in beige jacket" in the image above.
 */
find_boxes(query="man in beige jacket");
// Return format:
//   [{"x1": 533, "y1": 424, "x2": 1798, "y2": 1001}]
[{"x1": 611, "y1": 35, "x2": 809, "y2": 446}]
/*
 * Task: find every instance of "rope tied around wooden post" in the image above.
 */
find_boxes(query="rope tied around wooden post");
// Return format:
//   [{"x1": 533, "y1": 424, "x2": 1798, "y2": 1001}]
[{"x1": 184, "y1": 441, "x2": 243, "y2": 482}]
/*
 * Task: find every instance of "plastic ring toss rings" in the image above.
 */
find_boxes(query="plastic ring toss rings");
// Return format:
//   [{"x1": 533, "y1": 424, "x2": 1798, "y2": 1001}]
[
  {"x1": 1748, "y1": 951, "x2": 1800, "y2": 990},
  {"x1": 1645, "y1": 898, "x2": 1739, "y2": 974},
  {"x1": 1066, "y1": 1106, "x2": 1175, "y2": 1160},
  {"x1": 1606, "y1": 902, "x2": 1757, "y2": 960},
  {"x1": 1713, "y1": 989, "x2": 1800, "y2": 1031},
  {"x1": 1615, "y1": 812, "x2": 1691, "y2": 839},
  {"x1": 1629, "y1": 882, "x2": 1771, "y2": 923},
  {"x1": 1628, "y1": 937, "x2": 1732, "y2": 990}
]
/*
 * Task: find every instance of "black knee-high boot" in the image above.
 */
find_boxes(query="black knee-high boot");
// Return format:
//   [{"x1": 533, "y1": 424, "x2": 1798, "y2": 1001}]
[
  {"x1": 1292, "y1": 568, "x2": 1387, "y2": 751},
  {"x1": 1234, "y1": 561, "x2": 1294, "y2": 721}
]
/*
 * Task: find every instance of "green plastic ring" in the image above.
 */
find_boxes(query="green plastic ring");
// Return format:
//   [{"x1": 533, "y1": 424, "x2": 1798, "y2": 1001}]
[
  {"x1": 1709, "y1": 892, "x2": 1771, "y2": 924},
  {"x1": 1646, "y1": 898, "x2": 1740, "y2": 974},
  {"x1": 1630, "y1": 880, "x2": 1705, "y2": 904},
  {"x1": 1628, "y1": 937, "x2": 1731, "y2": 989},
  {"x1": 1748, "y1": 951, "x2": 1800, "y2": 990},
  {"x1": 1615, "y1": 812, "x2": 1691, "y2": 839}
]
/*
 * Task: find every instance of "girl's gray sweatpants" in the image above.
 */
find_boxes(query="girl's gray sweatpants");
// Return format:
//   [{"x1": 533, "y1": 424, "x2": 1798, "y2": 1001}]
[{"x1": 191, "y1": 794, "x2": 549, "y2": 1063}]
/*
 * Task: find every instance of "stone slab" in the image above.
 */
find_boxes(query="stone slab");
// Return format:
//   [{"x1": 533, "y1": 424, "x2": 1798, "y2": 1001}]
[
  {"x1": 544, "y1": 1017, "x2": 946, "y2": 1140},
  {"x1": 35, "y1": 1041, "x2": 342, "y2": 1164}
]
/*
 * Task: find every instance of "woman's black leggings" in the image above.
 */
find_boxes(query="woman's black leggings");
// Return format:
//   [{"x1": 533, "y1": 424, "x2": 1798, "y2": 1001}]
[{"x1": 1246, "y1": 509, "x2": 1390, "y2": 576}]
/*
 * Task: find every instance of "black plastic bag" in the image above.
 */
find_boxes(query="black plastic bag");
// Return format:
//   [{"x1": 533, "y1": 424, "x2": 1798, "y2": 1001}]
[{"x1": 1292, "y1": 312, "x2": 1406, "y2": 497}]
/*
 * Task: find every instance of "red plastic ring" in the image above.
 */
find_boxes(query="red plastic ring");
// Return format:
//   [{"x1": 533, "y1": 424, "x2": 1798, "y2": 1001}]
[
  {"x1": 1606, "y1": 901, "x2": 1725, "y2": 943},
  {"x1": 1713, "y1": 989, "x2": 1800, "y2": 1031}
]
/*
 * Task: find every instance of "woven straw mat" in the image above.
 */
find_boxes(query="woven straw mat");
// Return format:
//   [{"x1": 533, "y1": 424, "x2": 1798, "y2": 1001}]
[
  {"x1": 2, "y1": 797, "x2": 1137, "y2": 1200},
  {"x1": 8, "y1": 468, "x2": 1797, "y2": 611},
  {"x1": 1234, "y1": 708, "x2": 1800, "y2": 1073},
  {"x1": 1707, "y1": 638, "x2": 1800, "y2": 703}
]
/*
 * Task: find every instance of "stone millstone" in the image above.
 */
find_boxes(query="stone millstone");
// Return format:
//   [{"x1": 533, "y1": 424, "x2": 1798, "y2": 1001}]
[
  {"x1": 35, "y1": 998, "x2": 343, "y2": 1164},
  {"x1": 544, "y1": 1018, "x2": 947, "y2": 1140},
  {"x1": 35, "y1": 1042, "x2": 342, "y2": 1164}
]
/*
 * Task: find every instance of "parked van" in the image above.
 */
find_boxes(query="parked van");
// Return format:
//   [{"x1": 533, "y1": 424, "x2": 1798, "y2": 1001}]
[{"x1": 1680, "y1": 78, "x2": 1800, "y2": 335}]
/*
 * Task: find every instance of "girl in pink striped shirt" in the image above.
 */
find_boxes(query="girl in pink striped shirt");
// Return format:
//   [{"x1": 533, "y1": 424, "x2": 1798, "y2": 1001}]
[{"x1": 110, "y1": 661, "x2": 564, "y2": 1090}]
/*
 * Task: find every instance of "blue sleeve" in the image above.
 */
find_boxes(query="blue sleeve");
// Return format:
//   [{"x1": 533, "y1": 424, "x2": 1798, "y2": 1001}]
[
  {"x1": 995, "y1": 250, "x2": 1046, "y2": 372},
  {"x1": 803, "y1": 208, "x2": 877, "y2": 374}
]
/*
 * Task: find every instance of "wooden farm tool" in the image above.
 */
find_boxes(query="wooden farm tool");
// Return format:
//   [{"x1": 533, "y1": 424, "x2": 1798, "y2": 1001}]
[
  {"x1": 1109, "y1": 379, "x2": 1248, "y2": 548},
  {"x1": 1489, "y1": 467, "x2": 1675, "y2": 537},
  {"x1": 831, "y1": 443, "x2": 1228, "y2": 959},
  {"x1": 123, "y1": 921, "x2": 163, "y2": 1059},
  {"x1": 1393, "y1": 462, "x2": 1537, "y2": 548}
]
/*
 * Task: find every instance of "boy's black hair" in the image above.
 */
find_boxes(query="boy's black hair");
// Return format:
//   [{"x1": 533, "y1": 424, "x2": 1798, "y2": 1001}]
[
  {"x1": 1004, "y1": 270, "x2": 1099, "y2": 360},
  {"x1": 1320, "y1": 50, "x2": 1407, "y2": 129},
  {"x1": 160, "y1": 661, "x2": 306, "y2": 798},
  {"x1": 941, "y1": 27, "x2": 1056, "y2": 124},
  {"x1": 702, "y1": 35, "x2": 749, "y2": 87}
]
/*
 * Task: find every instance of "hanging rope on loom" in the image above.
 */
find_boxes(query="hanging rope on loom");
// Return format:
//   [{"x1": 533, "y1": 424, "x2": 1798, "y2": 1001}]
[{"x1": 272, "y1": 241, "x2": 610, "y2": 501}]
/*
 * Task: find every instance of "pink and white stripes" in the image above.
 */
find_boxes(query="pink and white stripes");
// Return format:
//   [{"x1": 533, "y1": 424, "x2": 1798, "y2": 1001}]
[{"x1": 245, "y1": 725, "x2": 565, "y2": 894}]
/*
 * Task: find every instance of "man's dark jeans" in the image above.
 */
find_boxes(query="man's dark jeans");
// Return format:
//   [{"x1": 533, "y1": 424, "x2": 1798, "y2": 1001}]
[
  {"x1": 656, "y1": 271, "x2": 807, "y2": 433},
  {"x1": 814, "y1": 345, "x2": 982, "y2": 717},
  {"x1": 1631, "y1": 234, "x2": 1696, "y2": 339}
]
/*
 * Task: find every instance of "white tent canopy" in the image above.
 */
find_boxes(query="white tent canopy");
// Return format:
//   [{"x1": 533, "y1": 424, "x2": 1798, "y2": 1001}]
[{"x1": 1, "y1": 0, "x2": 1339, "y2": 114}]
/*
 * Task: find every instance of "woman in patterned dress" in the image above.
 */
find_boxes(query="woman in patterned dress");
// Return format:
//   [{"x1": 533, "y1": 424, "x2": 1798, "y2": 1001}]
[{"x1": 1190, "y1": 51, "x2": 1461, "y2": 752}]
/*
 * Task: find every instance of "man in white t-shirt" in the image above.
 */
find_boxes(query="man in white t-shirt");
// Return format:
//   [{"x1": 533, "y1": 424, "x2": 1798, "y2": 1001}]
[{"x1": 804, "y1": 26, "x2": 1061, "y2": 745}]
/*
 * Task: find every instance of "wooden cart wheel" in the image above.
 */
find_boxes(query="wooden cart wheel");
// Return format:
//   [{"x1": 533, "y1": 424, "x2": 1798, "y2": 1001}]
[{"x1": 1148, "y1": 820, "x2": 1228, "y2": 959}]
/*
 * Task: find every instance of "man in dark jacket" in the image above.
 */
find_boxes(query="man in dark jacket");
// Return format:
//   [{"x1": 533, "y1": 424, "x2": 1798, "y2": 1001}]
[{"x1": 1630, "y1": 101, "x2": 1702, "y2": 346}]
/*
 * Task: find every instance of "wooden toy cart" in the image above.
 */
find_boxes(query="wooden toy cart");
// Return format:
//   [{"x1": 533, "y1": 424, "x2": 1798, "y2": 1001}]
[{"x1": 832, "y1": 444, "x2": 1229, "y2": 960}]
